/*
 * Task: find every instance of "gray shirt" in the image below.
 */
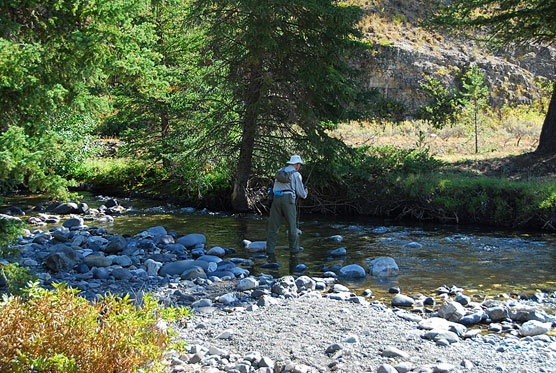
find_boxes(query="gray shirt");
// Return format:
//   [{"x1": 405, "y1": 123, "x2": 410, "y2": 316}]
[{"x1": 273, "y1": 165, "x2": 308, "y2": 201}]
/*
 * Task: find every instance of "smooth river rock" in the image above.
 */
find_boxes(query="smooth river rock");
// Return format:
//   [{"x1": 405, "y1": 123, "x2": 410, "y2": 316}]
[
  {"x1": 368, "y1": 257, "x2": 399, "y2": 277},
  {"x1": 391, "y1": 294, "x2": 414, "y2": 307},
  {"x1": 84, "y1": 255, "x2": 112, "y2": 268},
  {"x1": 176, "y1": 233, "x2": 206, "y2": 248},
  {"x1": 338, "y1": 264, "x2": 366, "y2": 279},
  {"x1": 519, "y1": 320, "x2": 553, "y2": 336},
  {"x1": 160, "y1": 260, "x2": 196, "y2": 276}
]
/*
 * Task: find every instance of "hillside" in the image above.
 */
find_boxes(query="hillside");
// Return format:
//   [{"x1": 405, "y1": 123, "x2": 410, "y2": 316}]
[{"x1": 352, "y1": 0, "x2": 555, "y2": 115}]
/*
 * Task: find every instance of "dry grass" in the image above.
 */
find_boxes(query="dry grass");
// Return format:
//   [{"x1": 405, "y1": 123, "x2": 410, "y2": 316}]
[{"x1": 330, "y1": 107, "x2": 543, "y2": 163}]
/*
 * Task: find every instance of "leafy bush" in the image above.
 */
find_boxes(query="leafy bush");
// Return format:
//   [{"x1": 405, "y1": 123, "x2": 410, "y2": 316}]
[
  {"x1": 380, "y1": 172, "x2": 556, "y2": 228},
  {"x1": 0, "y1": 218, "x2": 24, "y2": 259},
  {"x1": 417, "y1": 75, "x2": 459, "y2": 129},
  {"x1": 369, "y1": 95, "x2": 407, "y2": 122},
  {"x1": 46, "y1": 111, "x2": 100, "y2": 176},
  {"x1": 0, "y1": 282, "x2": 191, "y2": 372},
  {"x1": 0, "y1": 126, "x2": 76, "y2": 199},
  {"x1": 0, "y1": 263, "x2": 36, "y2": 297}
]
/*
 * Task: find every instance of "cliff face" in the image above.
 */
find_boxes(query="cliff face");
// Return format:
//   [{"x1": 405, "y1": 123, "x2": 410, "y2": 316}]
[{"x1": 355, "y1": 0, "x2": 556, "y2": 115}]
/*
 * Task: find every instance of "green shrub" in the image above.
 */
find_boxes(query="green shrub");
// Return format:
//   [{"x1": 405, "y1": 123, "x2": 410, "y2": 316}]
[
  {"x1": 0, "y1": 126, "x2": 77, "y2": 200},
  {"x1": 0, "y1": 263, "x2": 36, "y2": 297},
  {"x1": 0, "y1": 282, "x2": 191, "y2": 373},
  {"x1": 389, "y1": 173, "x2": 556, "y2": 227},
  {"x1": 0, "y1": 218, "x2": 24, "y2": 259}
]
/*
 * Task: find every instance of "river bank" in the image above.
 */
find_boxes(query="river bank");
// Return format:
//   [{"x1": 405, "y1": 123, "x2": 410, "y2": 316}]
[
  {"x1": 1, "y1": 204, "x2": 555, "y2": 372},
  {"x1": 69, "y1": 150, "x2": 556, "y2": 232}
]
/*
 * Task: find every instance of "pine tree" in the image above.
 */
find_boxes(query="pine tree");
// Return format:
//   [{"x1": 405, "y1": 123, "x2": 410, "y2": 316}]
[
  {"x1": 187, "y1": 0, "x2": 371, "y2": 211},
  {"x1": 429, "y1": 0, "x2": 556, "y2": 154}
]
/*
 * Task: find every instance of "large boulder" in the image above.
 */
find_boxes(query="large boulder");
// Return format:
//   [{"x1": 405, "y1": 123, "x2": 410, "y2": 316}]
[
  {"x1": 111, "y1": 255, "x2": 132, "y2": 267},
  {"x1": 84, "y1": 255, "x2": 112, "y2": 268},
  {"x1": 295, "y1": 276, "x2": 316, "y2": 292},
  {"x1": 338, "y1": 264, "x2": 366, "y2": 279},
  {"x1": 53, "y1": 202, "x2": 79, "y2": 215},
  {"x1": 165, "y1": 243, "x2": 187, "y2": 255},
  {"x1": 45, "y1": 246, "x2": 78, "y2": 272},
  {"x1": 111, "y1": 268, "x2": 133, "y2": 281},
  {"x1": 145, "y1": 259, "x2": 163, "y2": 276},
  {"x1": 238, "y1": 277, "x2": 259, "y2": 291},
  {"x1": 207, "y1": 246, "x2": 226, "y2": 257},
  {"x1": 368, "y1": 257, "x2": 399, "y2": 277},
  {"x1": 485, "y1": 306, "x2": 509, "y2": 322},
  {"x1": 104, "y1": 236, "x2": 128, "y2": 254},
  {"x1": 196, "y1": 255, "x2": 222, "y2": 263},
  {"x1": 63, "y1": 217, "x2": 84, "y2": 228},
  {"x1": 51, "y1": 227, "x2": 70, "y2": 242},
  {"x1": 438, "y1": 300, "x2": 467, "y2": 322},
  {"x1": 2, "y1": 206, "x2": 25, "y2": 216},
  {"x1": 176, "y1": 233, "x2": 206, "y2": 248},
  {"x1": 181, "y1": 266, "x2": 207, "y2": 280},
  {"x1": 391, "y1": 294, "x2": 415, "y2": 307},
  {"x1": 271, "y1": 276, "x2": 297, "y2": 296},
  {"x1": 159, "y1": 260, "x2": 195, "y2": 276},
  {"x1": 191, "y1": 259, "x2": 217, "y2": 273},
  {"x1": 328, "y1": 247, "x2": 347, "y2": 257},
  {"x1": 519, "y1": 320, "x2": 553, "y2": 337},
  {"x1": 146, "y1": 226, "x2": 167, "y2": 237}
]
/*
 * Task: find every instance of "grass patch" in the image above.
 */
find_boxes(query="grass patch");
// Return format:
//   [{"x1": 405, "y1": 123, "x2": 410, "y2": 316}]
[{"x1": 347, "y1": 171, "x2": 556, "y2": 229}]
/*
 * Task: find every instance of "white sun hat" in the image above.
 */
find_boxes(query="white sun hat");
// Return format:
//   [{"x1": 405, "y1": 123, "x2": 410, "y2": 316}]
[{"x1": 287, "y1": 154, "x2": 305, "y2": 165}]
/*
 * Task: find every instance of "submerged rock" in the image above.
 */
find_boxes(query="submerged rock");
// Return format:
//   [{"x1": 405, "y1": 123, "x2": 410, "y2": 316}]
[
  {"x1": 338, "y1": 264, "x2": 366, "y2": 279},
  {"x1": 368, "y1": 257, "x2": 399, "y2": 277}
]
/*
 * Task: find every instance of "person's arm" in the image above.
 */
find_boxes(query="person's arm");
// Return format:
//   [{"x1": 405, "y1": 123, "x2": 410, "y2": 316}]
[{"x1": 293, "y1": 172, "x2": 307, "y2": 199}]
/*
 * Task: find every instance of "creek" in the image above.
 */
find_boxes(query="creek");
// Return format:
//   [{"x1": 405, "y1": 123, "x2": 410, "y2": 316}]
[{"x1": 5, "y1": 193, "x2": 556, "y2": 301}]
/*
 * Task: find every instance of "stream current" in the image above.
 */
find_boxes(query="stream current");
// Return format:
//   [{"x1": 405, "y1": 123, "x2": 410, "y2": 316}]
[{"x1": 5, "y1": 193, "x2": 556, "y2": 300}]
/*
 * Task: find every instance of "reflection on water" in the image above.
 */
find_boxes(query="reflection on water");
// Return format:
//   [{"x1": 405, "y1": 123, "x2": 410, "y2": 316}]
[{"x1": 5, "y1": 193, "x2": 556, "y2": 299}]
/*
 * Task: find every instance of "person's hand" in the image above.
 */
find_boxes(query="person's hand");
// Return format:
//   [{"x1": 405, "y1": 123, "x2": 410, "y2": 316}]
[{"x1": 304, "y1": 187, "x2": 308, "y2": 195}]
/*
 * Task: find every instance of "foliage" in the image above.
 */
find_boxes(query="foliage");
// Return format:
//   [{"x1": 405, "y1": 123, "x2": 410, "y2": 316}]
[
  {"x1": 47, "y1": 111, "x2": 100, "y2": 175},
  {"x1": 428, "y1": 0, "x2": 556, "y2": 46},
  {"x1": 459, "y1": 64, "x2": 489, "y2": 153},
  {"x1": 388, "y1": 172, "x2": 556, "y2": 228},
  {"x1": 107, "y1": 0, "x2": 211, "y2": 165},
  {"x1": 0, "y1": 282, "x2": 191, "y2": 373},
  {"x1": 305, "y1": 144, "x2": 444, "y2": 212},
  {"x1": 0, "y1": 0, "x2": 126, "y2": 198},
  {"x1": 0, "y1": 126, "x2": 77, "y2": 200},
  {"x1": 368, "y1": 95, "x2": 407, "y2": 122},
  {"x1": 73, "y1": 158, "x2": 166, "y2": 193},
  {"x1": 186, "y1": 0, "x2": 373, "y2": 210},
  {"x1": 418, "y1": 75, "x2": 460, "y2": 129},
  {"x1": 0, "y1": 263, "x2": 37, "y2": 297},
  {"x1": 0, "y1": 218, "x2": 24, "y2": 259},
  {"x1": 427, "y1": 0, "x2": 556, "y2": 154},
  {"x1": 73, "y1": 157, "x2": 233, "y2": 205},
  {"x1": 0, "y1": 0, "x2": 122, "y2": 129}
]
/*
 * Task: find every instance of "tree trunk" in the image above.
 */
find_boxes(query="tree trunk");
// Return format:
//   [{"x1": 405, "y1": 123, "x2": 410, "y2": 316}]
[
  {"x1": 231, "y1": 62, "x2": 263, "y2": 211},
  {"x1": 536, "y1": 82, "x2": 556, "y2": 154}
]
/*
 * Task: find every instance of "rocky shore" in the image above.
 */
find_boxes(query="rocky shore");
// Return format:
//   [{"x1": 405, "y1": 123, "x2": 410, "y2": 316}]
[{"x1": 1, "y1": 200, "x2": 556, "y2": 373}]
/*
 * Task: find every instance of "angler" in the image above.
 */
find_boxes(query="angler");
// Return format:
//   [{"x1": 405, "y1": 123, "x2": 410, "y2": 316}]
[{"x1": 266, "y1": 155, "x2": 308, "y2": 256}]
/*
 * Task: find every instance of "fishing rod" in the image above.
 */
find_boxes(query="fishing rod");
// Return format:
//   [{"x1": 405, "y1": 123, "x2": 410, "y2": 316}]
[{"x1": 296, "y1": 162, "x2": 315, "y2": 232}]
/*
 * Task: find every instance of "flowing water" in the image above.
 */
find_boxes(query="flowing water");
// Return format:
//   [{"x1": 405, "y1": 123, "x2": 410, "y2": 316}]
[{"x1": 5, "y1": 193, "x2": 556, "y2": 300}]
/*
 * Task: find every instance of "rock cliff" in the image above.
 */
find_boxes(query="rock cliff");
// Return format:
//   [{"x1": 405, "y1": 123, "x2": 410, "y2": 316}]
[{"x1": 355, "y1": 0, "x2": 555, "y2": 115}]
